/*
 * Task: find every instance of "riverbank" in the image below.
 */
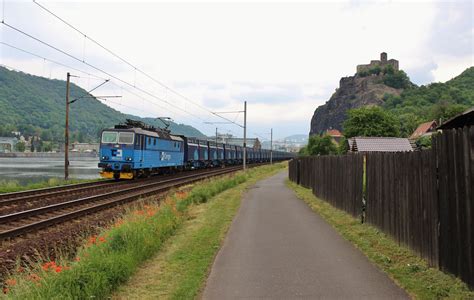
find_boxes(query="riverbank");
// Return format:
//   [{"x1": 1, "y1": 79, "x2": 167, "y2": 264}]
[{"x1": 0, "y1": 152, "x2": 97, "y2": 158}]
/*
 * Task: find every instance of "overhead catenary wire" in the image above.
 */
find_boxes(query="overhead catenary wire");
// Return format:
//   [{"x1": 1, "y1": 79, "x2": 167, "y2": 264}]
[
  {"x1": 0, "y1": 41, "x2": 107, "y2": 81},
  {"x1": 0, "y1": 41, "x2": 212, "y2": 131},
  {"x1": 0, "y1": 20, "x2": 211, "y2": 126},
  {"x1": 32, "y1": 0, "x2": 244, "y2": 129}
]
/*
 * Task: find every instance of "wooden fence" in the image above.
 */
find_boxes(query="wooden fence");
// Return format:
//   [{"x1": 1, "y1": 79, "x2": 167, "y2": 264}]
[
  {"x1": 365, "y1": 151, "x2": 439, "y2": 266},
  {"x1": 434, "y1": 126, "x2": 473, "y2": 288},
  {"x1": 289, "y1": 126, "x2": 474, "y2": 289}
]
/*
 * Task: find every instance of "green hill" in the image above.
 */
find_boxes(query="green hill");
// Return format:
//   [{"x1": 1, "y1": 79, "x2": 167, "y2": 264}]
[
  {"x1": 383, "y1": 67, "x2": 474, "y2": 136},
  {"x1": 0, "y1": 66, "x2": 206, "y2": 144}
]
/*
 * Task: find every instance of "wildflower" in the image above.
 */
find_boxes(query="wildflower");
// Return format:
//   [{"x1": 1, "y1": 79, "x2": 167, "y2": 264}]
[
  {"x1": 54, "y1": 266, "x2": 62, "y2": 273},
  {"x1": 3, "y1": 287, "x2": 9, "y2": 294},
  {"x1": 74, "y1": 257, "x2": 81, "y2": 262},
  {"x1": 28, "y1": 273, "x2": 41, "y2": 282},
  {"x1": 17, "y1": 266, "x2": 24, "y2": 273},
  {"x1": 42, "y1": 261, "x2": 57, "y2": 271},
  {"x1": 6, "y1": 279, "x2": 17, "y2": 287},
  {"x1": 99, "y1": 236, "x2": 106, "y2": 243}
]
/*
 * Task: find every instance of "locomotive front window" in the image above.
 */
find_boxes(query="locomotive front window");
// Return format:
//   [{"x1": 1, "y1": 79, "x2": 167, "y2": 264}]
[
  {"x1": 102, "y1": 131, "x2": 118, "y2": 143},
  {"x1": 118, "y1": 132, "x2": 134, "y2": 144}
]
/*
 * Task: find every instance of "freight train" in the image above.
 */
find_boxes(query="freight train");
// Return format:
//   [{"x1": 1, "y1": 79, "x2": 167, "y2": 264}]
[{"x1": 98, "y1": 119, "x2": 294, "y2": 179}]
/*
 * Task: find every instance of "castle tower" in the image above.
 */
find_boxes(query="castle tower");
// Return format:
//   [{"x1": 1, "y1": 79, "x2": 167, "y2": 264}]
[{"x1": 380, "y1": 52, "x2": 387, "y2": 63}]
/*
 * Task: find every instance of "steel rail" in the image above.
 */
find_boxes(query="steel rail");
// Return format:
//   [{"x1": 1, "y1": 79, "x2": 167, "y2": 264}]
[
  {"x1": 0, "y1": 180, "x2": 115, "y2": 202},
  {"x1": 0, "y1": 168, "x2": 229, "y2": 207},
  {"x1": 0, "y1": 166, "x2": 246, "y2": 240}
]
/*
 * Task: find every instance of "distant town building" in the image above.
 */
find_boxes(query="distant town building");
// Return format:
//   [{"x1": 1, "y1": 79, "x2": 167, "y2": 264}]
[
  {"x1": 72, "y1": 142, "x2": 100, "y2": 153},
  {"x1": 356, "y1": 52, "x2": 399, "y2": 74},
  {"x1": 410, "y1": 120, "x2": 437, "y2": 140},
  {"x1": 0, "y1": 137, "x2": 18, "y2": 152},
  {"x1": 349, "y1": 137, "x2": 414, "y2": 153}
]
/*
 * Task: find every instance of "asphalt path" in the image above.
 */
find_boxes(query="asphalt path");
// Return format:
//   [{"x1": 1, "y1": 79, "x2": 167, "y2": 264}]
[{"x1": 203, "y1": 171, "x2": 409, "y2": 299}]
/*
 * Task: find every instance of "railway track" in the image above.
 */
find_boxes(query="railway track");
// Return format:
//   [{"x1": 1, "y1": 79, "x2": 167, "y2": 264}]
[
  {"x1": 0, "y1": 168, "x2": 231, "y2": 215},
  {"x1": 0, "y1": 165, "x2": 246, "y2": 241}
]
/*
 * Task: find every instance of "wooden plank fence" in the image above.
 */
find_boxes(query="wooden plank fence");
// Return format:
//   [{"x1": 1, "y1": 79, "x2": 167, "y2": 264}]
[
  {"x1": 434, "y1": 126, "x2": 473, "y2": 288},
  {"x1": 288, "y1": 125, "x2": 474, "y2": 289},
  {"x1": 365, "y1": 151, "x2": 439, "y2": 267}
]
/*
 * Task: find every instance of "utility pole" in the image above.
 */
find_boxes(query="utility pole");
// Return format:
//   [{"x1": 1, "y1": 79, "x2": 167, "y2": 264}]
[
  {"x1": 64, "y1": 72, "x2": 71, "y2": 180},
  {"x1": 64, "y1": 74, "x2": 115, "y2": 181},
  {"x1": 215, "y1": 127, "x2": 218, "y2": 145},
  {"x1": 270, "y1": 128, "x2": 273, "y2": 164},
  {"x1": 243, "y1": 101, "x2": 247, "y2": 171}
]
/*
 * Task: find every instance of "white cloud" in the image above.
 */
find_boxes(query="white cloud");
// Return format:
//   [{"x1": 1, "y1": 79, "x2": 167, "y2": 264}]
[{"x1": 1, "y1": 0, "x2": 472, "y2": 138}]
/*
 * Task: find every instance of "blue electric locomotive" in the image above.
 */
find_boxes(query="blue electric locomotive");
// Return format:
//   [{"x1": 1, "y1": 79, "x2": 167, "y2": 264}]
[
  {"x1": 98, "y1": 119, "x2": 296, "y2": 179},
  {"x1": 98, "y1": 120, "x2": 184, "y2": 179}
]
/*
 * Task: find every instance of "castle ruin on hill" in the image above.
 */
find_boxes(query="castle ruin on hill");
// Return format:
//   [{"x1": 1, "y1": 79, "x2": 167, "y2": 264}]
[{"x1": 356, "y1": 52, "x2": 399, "y2": 73}]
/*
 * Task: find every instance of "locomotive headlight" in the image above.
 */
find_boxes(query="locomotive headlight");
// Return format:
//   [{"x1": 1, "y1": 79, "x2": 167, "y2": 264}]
[
  {"x1": 126, "y1": 157, "x2": 133, "y2": 161},
  {"x1": 101, "y1": 156, "x2": 109, "y2": 160}
]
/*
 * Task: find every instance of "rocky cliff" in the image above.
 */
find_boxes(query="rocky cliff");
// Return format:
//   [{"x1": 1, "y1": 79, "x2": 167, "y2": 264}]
[{"x1": 309, "y1": 74, "x2": 403, "y2": 135}]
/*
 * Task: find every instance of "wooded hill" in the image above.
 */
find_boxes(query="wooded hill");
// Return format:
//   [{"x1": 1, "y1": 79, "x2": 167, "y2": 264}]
[
  {"x1": 383, "y1": 67, "x2": 474, "y2": 136},
  {"x1": 0, "y1": 66, "x2": 206, "y2": 143}
]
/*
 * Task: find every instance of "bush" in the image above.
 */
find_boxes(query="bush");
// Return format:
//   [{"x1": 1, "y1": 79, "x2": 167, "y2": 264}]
[
  {"x1": 383, "y1": 70, "x2": 411, "y2": 89},
  {"x1": 343, "y1": 106, "x2": 400, "y2": 138}
]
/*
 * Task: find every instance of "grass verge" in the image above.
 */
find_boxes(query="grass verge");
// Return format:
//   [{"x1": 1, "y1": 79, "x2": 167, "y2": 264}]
[
  {"x1": 1, "y1": 163, "x2": 286, "y2": 299},
  {"x1": 286, "y1": 179, "x2": 474, "y2": 300},
  {"x1": 0, "y1": 178, "x2": 97, "y2": 194},
  {"x1": 113, "y1": 163, "x2": 286, "y2": 300}
]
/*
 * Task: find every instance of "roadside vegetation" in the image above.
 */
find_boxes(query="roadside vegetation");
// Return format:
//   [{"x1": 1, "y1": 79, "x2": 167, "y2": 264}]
[
  {"x1": 1, "y1": 163, "x2": 286, "y2": 299},
  {"x1": 286, "y1": 180, "x2": 474, "y2": 299},
  {"x1": 0, "y1": 178, "x2": 96, "y2": 194}
]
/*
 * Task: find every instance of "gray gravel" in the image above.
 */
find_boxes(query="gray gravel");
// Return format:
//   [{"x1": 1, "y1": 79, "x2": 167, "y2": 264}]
[{"x1": 203, "y1": 171, "x2": 409, "y2": 299}]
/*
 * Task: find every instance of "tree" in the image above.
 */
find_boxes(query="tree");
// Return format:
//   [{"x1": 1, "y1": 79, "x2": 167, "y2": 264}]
[
  {"x1": 337, "y1": 136, "x2": 349, "y2": 154},
  {"x1": 430, "y1": 101, "x2": 466, "y2": 123},
  {"x1": 343, "y1": 106, "x2": 400, "y2": 138},
  {"x1": 15, "y1": 141, "x2": 25, "y2": 152},
  {"x1": 383, "y1": 70, "x2": 411, "y2": 89},
  {"x1": 304, "y1": 134, "x2": 338, "y2": 156},
  {"x1": 416, "y1": 135, "x2": 432, "y2": 149},
  {"x1": 30, "y1": 137, "x2": 35, "y2": 152}
]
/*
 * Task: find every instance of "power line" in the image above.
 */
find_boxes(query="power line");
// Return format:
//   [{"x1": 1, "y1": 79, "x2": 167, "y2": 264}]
[
  {"x1": 0, "y1": 41, "x2": 213, "y2": 131},
  {"x1": 32, "y1": 0, "x2": 244, "y2": 129},
  {"x1": 1, "y1": 20, "x2": 210, "y2": 125},
  {"x1": 0, "y1": 41, "x2": 107, "y2": 80}
]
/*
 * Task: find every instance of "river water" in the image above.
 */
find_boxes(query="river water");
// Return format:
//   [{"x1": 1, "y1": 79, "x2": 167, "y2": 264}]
[{"x1": 0, "y1": 156, "x2": 100, "y2": 185}]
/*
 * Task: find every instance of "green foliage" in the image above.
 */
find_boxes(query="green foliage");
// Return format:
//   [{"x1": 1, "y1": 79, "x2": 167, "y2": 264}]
[
  {"x1": 416, "y1": 135, "x2": 433, "y2": 149},
  {"x1": 14, "y1": 141, "x2": 25, "y2": 152},
  {"x1": 4, "y1": 164, "x2": 285, "y2": 299},
  {"x1": 0, "y1": 67, "x2": 206, "y2": 144},
  {"x1": 369, "y1": 65, "x2": 382, "y2": 75},
  {"x1": 383, "y1": 70, "x2": 411, "y2": 89},
  {"x1": 344, "y1": 106, "x2": 399, "y2": 138},
  {"x1": 337, "y1": 136, "x2": 349, "y2": 154},
  {"x1": 358, "y1": 70, "x2": 369, "y2": 77},
  {"x1": 383, "y1": 67, "x2": 474, "y2": 126},
  {"x1": 302, "y1": 134, "x2": 338, "y2": 156}
]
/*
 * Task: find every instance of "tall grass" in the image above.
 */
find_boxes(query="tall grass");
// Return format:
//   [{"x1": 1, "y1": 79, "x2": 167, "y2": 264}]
[{"x1": 2, "y1": 164, "x2": 285, "y2": 299}]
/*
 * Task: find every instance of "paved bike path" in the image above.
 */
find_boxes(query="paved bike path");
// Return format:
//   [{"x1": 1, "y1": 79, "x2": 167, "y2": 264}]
[{"x1": 203, "y1": 171, "x2": 408, "y2": 299}]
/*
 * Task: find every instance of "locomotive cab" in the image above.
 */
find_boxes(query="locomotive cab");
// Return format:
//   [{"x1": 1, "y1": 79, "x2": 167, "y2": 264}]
[{"x1": 98, "y1": 130, "x2": 135, "y2": 180}]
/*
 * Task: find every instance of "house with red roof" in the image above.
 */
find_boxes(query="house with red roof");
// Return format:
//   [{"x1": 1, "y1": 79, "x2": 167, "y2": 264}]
[
  {"x1": 410, "y1": 120, "x2": 437, "y2": 140},
  {"x1": 325, "y1": 129, "x2": 343, "y2": 144}
]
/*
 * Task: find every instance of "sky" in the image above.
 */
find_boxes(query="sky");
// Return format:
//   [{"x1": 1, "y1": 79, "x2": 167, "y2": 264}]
[{"x1": 1, "y1": 0, "x2": 473, "y2": 140}]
